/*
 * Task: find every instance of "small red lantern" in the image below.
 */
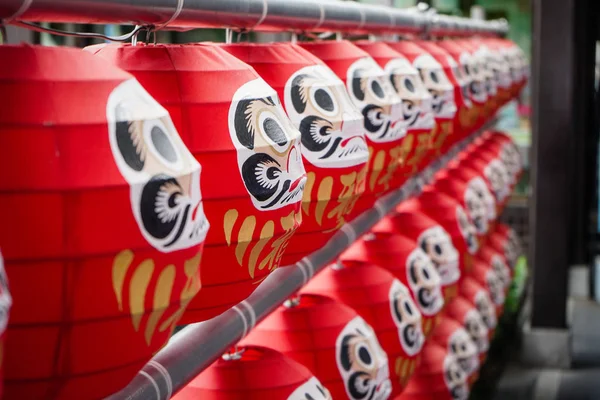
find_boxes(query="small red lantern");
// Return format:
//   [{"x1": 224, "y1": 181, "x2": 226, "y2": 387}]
[
  {"x1": 220, "y1": 42, "x2": 369, "y2": 266},
  {"x1": 478, "y1": 244, "x2": 512, "y2": 294},
  {"x1": 444, "y1": 297, "x2": 490, "y2": 364},
  {"x1": 90, "y1": 43, "x2": 307, "y2": 323},
  {"x1": 480, "y1": 131, "x2": 523, "y2": 186},
  {"x1": 298, "y1": 40, "x2": 409, "y2": 217},
  {"x1": 241, "y1": 294, "x2": 392, "y2": 400},
  {"x1": 172, "y1": 345, "x2": 332, "y2": 400},
  {"x1": 302, "y1": 260, "x2": 424, "y2": 395},
  {"x1": 459, "y1": 277, "x2": 498, "y2": 337},
  {"x1": 431, "y1": 317, "x2": 480, "y2": 384},
  {"x1": 399, "y1": 342, "x2": 470, "y2": 400},
  {"x1": 1, "y1": 45, "x2": 208, "y2": 399},
  {"x1": 458, "y1": 39, "x2": 499, "y2": 116},
  {"x1": 0, "y1": 250, "x2": 11, "y2": 400},
  {"x1": 478, "y1": 39, "x2": 514, "y2": 107},
  {"x1": 372, "y1": 210, "x2": 461, "y2": 303},
  {"x1": 387, "y1": 41, "x2": 457, "y2": 169},
  {"x1": 341, "y1": 233, "x2": 444, "y2": 337},
  {"x1": 471, "y1": 257, "x2": 505, "y2": 318},
  {"x1": 494, "y1": 223, "x2": 523, "y2": 268},
  {"x1": 354, "y1": 41, "x2": 436, "y2": 182}
]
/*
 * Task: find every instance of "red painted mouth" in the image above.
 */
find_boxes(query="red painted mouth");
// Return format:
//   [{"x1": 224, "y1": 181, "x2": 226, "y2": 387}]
[
  {"x1": 289, "y1": 176, "x2": 303, "y2": 192},
  {"x1": 341, "y1": 135, "x2": 363, "y2": 147}
]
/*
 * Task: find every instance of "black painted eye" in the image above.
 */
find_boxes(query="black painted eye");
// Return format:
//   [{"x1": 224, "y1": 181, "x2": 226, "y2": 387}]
[
  {"x1": 430, "y1": 71, "x2": 440, "y2": 83},
  {"x1": 423, "y1": 267, "x2": 430, "y2": 280},
  {"x1": 317, "y1": 385, "x2": 326, "y2": 396},
  {"x1": 465, "y1": 64, "x2": 471, "y2": 76},
  {"x1": 305, "y1": 394, "x2": 315, "y2": 400},
  {"x1": 263, "y1": 117, "x2": 288, "y2": 146},
  {"x1": 371, "y1": 80, "x2": 385, "y2": 99},
  {"x1": 434, "y1": 244, "x2": 443, "y2": 255},
  {"x1": 241, "y1": 153, "x2": 281, "y2": 202},
  {"x1": 405, "y1": 301, "x2": 414, "y2": 316},
  {"x1": 404, "y1": 78, "x2": 415, "y2": 93},
  {"x1": 314, "y1": 88, "x2": 335, "y2": 112},
  {"x1": 358, "y1": 345, "x2": 372, "y2": 365}
]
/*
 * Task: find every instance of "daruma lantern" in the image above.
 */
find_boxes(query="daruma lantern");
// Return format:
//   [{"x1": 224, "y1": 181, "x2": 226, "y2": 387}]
[
  {"x1": 388, "y1": 41, "x2": 457, "y2": 168},
  {"x1": 443, "y1": 297, "x2": 489, "y2": 365},
  {"x1": 220, "y1": 43, "x2": 369, "y2": 266},
  {"x1": 172, "y1": 345, "x2": 332, "y2": 400},
  {"x1": 494, "y1": 223, "x2": 523, "y2": 269},
  {"x1": 435, "y1": 40, "x2": 480, "y2": 139},
  {"x1": 478, "y1": 244, "x2": 512, "y2": 294},
  {"x1": 371, "y1": 211, "x2": 461, "y2": 303},
  {"x1": 302, "y1": 260, "x2": 424, "y2": 395},
  {"x1": 241, "y1": 294, "x2": 392, "y2": 400},
  {"x1": 90, "y1": 43, "x2": 307, "y2": 323},
  {"x1": 480, "y1": 130, "x2": 523, "y2": 186},
  {"x1": 479, "y1": 38, "x2": 513, "y2": 107},
  {"x1": 431, "y1": 318, "x2": 480, "y2": 384},
  {"x1": 459, "y1": 39, "x2": 498, "y2": 117},
  {"x1": 459, "y1": 277, "x2": 498, "y2": 338},
  {"x1": 471, "y1": 257, "x2": 506, "y2": 318},
  {"x1": 400, "y1": 342, "x2": 470, "y2": 400},
  {"x1": 354, "y1": 41, "x2": 435, "y2": 183},
  {"x1": 1, "y1": 45, "x2": 208, "y2": 399},
  {"x1": 341, "y1": 233, "x2": 444, "y2": 337},
  {"x1": 0, "y1": 250, "x2": 11, "y2": 400},
  {"x1": 299, "y1": 40, "x2": 410, "y2": 217}
]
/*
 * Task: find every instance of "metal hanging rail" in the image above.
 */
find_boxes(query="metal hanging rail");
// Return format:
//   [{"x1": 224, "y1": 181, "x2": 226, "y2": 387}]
[
  {"x1": 104, "y1": 122, "x2": 495, "y2": 400},
  {"x1": 0, "y1": 0, "x2": 507, "y2": 36}
]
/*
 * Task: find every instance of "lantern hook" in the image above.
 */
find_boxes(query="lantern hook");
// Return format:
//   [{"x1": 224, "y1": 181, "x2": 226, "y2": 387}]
[
  {"x1": 12, "y1": 20, "x2": 147, "y2": 43},
  {"x1": 222, "y1": 345, "x2": 246, "y2": 361},
  {"x1": 283, "y1": 294, "x2": 301, "y2": 308}
]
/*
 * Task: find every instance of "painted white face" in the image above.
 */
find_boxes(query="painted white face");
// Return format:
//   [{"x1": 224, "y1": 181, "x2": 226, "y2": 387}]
[
  {"x1": 460, "y1": 52, "x2": 487, "y2": 105},
  {"x1": 0, "y1": 251, "x2": 12, "y2": 335},
  {"x1": 285, "y1": 65, "x2": 369, "y2": 169},
  {"x1": 336, "y1": 316, "x2": 392, "y2": 400},
  {"x1": 487, "y1": 269, "x2": 505, "y2": 306},
  {"x1": 456, "y1": 206, "x2": 479, "y2": 254},
  {"x1": 389, "y1": 280, "x2": 425, "y2": 357},
  {"x1": 444, "y1": 354, "x2": 470, "y2": 400},
  {"x1": 106, "y1": 79, "x2": 209, "y2": 253},
  {"x1": 417, "y1": 226, "x2": 460, "y2": 286},
  {"x1": 229, "y1": 78, "x2": 307, "y2": 211},
  {"x1": 406, "y1": 248, "x2": 444, "y2": 316},
  {"x1": 500, "y1": 142, "x2": 522, "y2": 183},
  {"x1": 468, "y1": 177, "x2": 497, "y2": 222},
  {"x1": 464, "y1": 185, "x2": 489, "y2": 235},
  {"x1": 487, "y1": 47, "x2": 512, "y2": 90},
  {"x1": 447, "y1": 55, "x2": 472, "y2": 108},
  {"x1": 287, "y1": 377, "x2": 332, "y2": 400},
  {"x1": 491, "y1": 254, "x2": 511, "y2": 290},
  {"x1": 474, "y1": 290, "x2": 498, "y2": 330},
  {"x1": 384, "y1": 57, "x2": 435, "y2": 130},
  {"x1": 484, "y1": 159, "x2": 511, "y2": 202},
  {"x1": 505, "y1": 229, "x2": 522, "y2": 267},
  {"x1": 413, "y1": 54, "x2": 457, "y2": 120},
  {"x1": 474, "y1": 47, "x2": 497, "y2": 97},
  {"x1": 465, "y1": 309, "x2": 490, "y2": 354},
  {"x1": 448, "y1": 328, "x2": 479, "y2": 377},
  {"x1": 500, "y1": 47, "x2": 521, "y2": 85},
  {"x1": 347, "y1": 57, "x2": 406, "y2": 143}
]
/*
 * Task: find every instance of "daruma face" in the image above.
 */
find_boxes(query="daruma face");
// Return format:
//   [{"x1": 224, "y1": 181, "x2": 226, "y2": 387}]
[
  {"x1": 443, "y1": 355, "x2": 469, "y2": 400},
  {"x1": 460, "y1": 52, "x2": 487, "y2": 105},
  {"x1": 468, "y1": 177, "x2": 497, "y2": 222},
  {"x1": 347, "y1": 57, "x2": 407, "y2": 143},
  {"x1": 389, "y1": 280, "x2": 425, "y2": 357},
  {"x1": 448, "y1": 328, "x2": 479, "y2": 376},
  {"x1": 107, "y1": 79, "x2": 209, "y2": 253},
  {"x1": 287, "y1": 377, "x2": 332, "y2": 400},
  {"x1": 417, "y1": 226, "x2": 460, "y2": 286},
  {"x1": 285, "y1": 64, "x2": 369, "y2": 169},
  {"x1": 465, "y1": 309, "x2": 490, "y2": 354},
  {"x1": 413, "y1": 54, "x2": 457, "y2": 120},
  {"x1": 406, "y1": 248, "x2": 444, "y2": 316},
  {"x1": 474, "y1": 290, "x2": 498, "y2": 330},
  {"x1": 456, "y1": 206, "x2": 479, "y2": 254},
  {"x1": 229, "y1": 78, "x2": 307, "y2": 211},
  {"x1": 336, "y1": 316, "x2": 392, "y2": 400},
  {"x1": 464, "y1": 185, "x2": 488, "y2": 235}
]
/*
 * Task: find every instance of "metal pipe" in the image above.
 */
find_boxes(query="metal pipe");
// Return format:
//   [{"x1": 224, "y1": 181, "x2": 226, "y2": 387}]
[
  {"x1": 0, "y1": 0, "x2": 505, "y2": 36},
  {"x1": 105, "y1": 123, "x2": 493, "y2": 400}
]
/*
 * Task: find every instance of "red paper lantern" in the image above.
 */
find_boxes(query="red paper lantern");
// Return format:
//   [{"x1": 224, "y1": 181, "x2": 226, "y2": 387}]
[
  {"x1": 435, "y1": 40, "x2": 482, "y2": 137},
  {"x1": 1, "y1": 45, "x2": 208, "y2": 399},
  {"x1": 241, "y1": 294, "x2": 392, "y2": 400},
  {"x1": 399, "y1": 342, "x2": 470, "y2": 400},
  {"x1": 301, "y1": 260, "x2": 424, "y2": 395},
  {"x1": 458, "y1": 146, "x2": 511, "y2": 208},
  {"x1": 478, "y1": 244, "x2": 512, "y2": 293},
  {"x1": 298, "y1": 40, "x2": 409, "y2": 217},
  {"x1": 220, "y1": 42, "x2": 369, "y2": 266},
  {"x1": 0, "y1": 250, "x2": 11, "y2": 399},
  {"x1": 495, "y1": 39, "x2": 528, "y2": 96},
  {"x1": 471, "y1": 257, "x2": 505, "y2": 318},
  {"x1": 172, "y1": 345, "x2": 332, "y2": 400},
  {"x1": 431, "y1": 318, "x2": 480, "y2": 383},
  {"x1": 387, "y1": 41, "x2": 457, "y2": 169},
  {"x1": 90, "y1": 43, "x2": 307, "y2": 323},
  {"x1": 458, "y1": 39, "x2": 499, "y2": 116},
  {"x1": 480, "y1": 131, "x2": 523, "y2": 186},
  {"x1": 371, "y1": 211, "x2": 461, "y2": 303},
  {"x1": 341, "y1": 233, "x2": 444, "y2": 337},
  {"x1": 478, "y1": 39, "x2": 514, "y2": 106},
  {"x1": 459, "y1": 277, "x2": 498, "y2": 337},
  {"x1": 354, "y1": 41, "x2": 436, "y2": 181},
  {"x1": 443, "y1": 297, "x2": 489, "y2": 364},
  {"x1": 494, "y1": 223, "x2": 523, "y2": 268}
]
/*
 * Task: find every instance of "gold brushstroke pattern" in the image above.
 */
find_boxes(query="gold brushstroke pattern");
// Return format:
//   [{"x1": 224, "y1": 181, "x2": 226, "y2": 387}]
[
  {"x1": 369, "y1": 150, "x2": 386, "y2": 191},
  {"x1": 144, "y1": 264, "x2": 175, "y2": 345},
  {"x1": 235, "y1": 215, "x2": 256, "y2": 265},
  {"x1": 112, "y1": 250, "x2": 134, "y2": 311},
  {"x1": 223, "y1": 209, "x2": 239, "y2": 246},
  {"x1": 248, "y1": 221, "x2": 275, "y2": 278},
  {"x1": 316, "y1": 176, "x2": 333, "y2": 225},
  {"x1": 129, "y1": 259, "x2": 155, "y2": 331},
  {"x1": 302, "y1": 172, "x2": 316, "y2": 215},
  {"x1": 258, "y1": 211, "x2": 300, "y2": 273}
]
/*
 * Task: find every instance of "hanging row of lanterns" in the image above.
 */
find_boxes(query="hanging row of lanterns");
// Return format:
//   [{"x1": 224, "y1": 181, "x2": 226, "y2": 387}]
[{"x1": 0, "y1": 30, "x2": 527, "y2": 400}]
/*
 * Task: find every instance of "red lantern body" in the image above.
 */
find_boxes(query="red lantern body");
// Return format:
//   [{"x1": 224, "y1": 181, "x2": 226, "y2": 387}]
[
  {"x1": 494, "y1": 223, "x2": 523, "y2": 268},
  {"x1": 302, "y1": 261, "x2": 424, "y2": 395},
  {"x1": 221, "y1": 43, "x2": 369, "y2": 266},
  {"x1": 172, "y1": 345, "x2": 332, "y2": 400},
  {"x1": 431, "y1": 318, "x2": 480, "y2": 384},
  {"x1": 241, "y1": 294, "x2": 392, "y2": 400},
  {"x1": 471, "y1": 257, "x2": 505, "y2": 318},
  {"x1": 299, "y1": 40, "x2": 412, "y2": 217},
  {"x1": 371, "y1": 212, "x2": 461, "y2": 303},
  {"x1": 90, "y1": 43, "x2": 307, "y2": 323},
  {"x1": 480, "y1": 131, "x2": 523, "y2": 186},
  {"x1": 444, "y1": 297, "x2": 490, "y2": 364},
  {"x1": 1, "y1": 45, "x2": 208, "y2": 399},
  {"x1": 341, "y1": 234, "x2": 444, "y2": 337},
  {"x1": 459, "y1": 277, "x2": 498, "y2": 337},
  {"x1": 354, "y1": 41, "x2": 436, "y2": 182},
  {"x1": 399, "y1": 342, "x2": 470, "y2": 400},
  {"x1": 478, "y1": 244, "x2": 512, "y2": 293},
  {"x1": 478, "y1": 39, "x2": 514, "y2": 107},
  {"x1": 387, "y1": 41, "x2": 457, "y2": 168}
]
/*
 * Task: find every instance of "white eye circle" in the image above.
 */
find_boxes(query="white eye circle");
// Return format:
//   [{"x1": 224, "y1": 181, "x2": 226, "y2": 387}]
[
  {"x1": 142, "y1": 117, "x2": 184, "y2": 171},
  {"x1": 258, "y1": 110, "x2": 291, "y2": 153},
  {"x1": 310, "y1": 85, "x2": 339, "y2": 118}
]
